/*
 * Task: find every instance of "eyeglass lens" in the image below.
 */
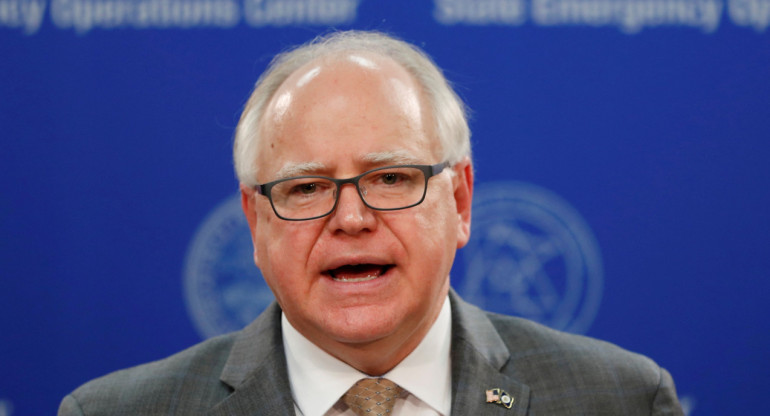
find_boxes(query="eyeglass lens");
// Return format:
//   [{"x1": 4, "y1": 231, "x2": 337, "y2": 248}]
[{"x1": 269, "y1": 166, "x2": 428, "y2": 220}]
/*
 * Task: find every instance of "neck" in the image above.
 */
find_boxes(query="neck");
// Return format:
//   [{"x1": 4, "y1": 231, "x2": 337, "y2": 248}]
[
  {"x1": 288, "y1": 290, "x2": 449, "y2": 376},
  {"x1": 328, "y1": 324, "x2": 432, "y2": 376}
]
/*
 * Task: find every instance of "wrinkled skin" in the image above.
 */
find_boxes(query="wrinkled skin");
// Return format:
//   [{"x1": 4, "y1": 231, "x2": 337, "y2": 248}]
[{"x1": 241, "y1": 53, "x2": 473, "y2": 375}]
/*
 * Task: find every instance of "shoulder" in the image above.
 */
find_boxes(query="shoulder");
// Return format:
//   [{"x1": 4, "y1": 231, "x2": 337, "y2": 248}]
[
  {"x1": 59, "y1": 333, "x2": 237, "y2": 416},
  {"x1": 450, "y1": 291, "x2": 666, "y2": 382},
  {"x1": 486, "y1": 312, "x2": 682, "y2": 414},
  {"x1": 488, "y1": 311, "x2": 659, "y2": 376}
]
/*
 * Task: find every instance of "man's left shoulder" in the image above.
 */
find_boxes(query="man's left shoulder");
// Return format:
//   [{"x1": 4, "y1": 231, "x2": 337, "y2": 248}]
[
  {"x1": 486, "y1": 312, "x2": 683, "y2": 414},
  {"x1": 488, "y1": 312, "x2": 663, "y2": 380}
]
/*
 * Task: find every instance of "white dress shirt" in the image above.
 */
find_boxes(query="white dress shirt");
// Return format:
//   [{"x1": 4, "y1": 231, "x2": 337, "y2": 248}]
[{"x1": 282, "y1": 296, "x2": 453, "y2": 416}]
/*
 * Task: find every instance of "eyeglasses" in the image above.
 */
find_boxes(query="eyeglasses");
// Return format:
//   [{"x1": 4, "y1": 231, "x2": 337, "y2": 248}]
[{"x1": 254, "y1": 162, "x2": 450, "y2": 221}]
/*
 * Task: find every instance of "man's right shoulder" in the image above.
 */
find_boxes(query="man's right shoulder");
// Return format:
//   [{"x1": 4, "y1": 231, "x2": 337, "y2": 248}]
[{"x1": 59, "y1": 333, "x2": 237, "y2": 416}]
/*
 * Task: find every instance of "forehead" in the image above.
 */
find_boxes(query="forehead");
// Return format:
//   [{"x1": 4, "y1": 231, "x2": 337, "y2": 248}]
[{"x1": 256, "y1": 53, "x2": 439, "y2": 178}]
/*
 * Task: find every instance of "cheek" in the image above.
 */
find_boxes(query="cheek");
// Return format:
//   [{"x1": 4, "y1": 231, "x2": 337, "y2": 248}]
[
  {"x1": 255, "y1": 220, "x2": 319, "y2": 306},
  {"x1": 421, "y1": 183, "x2": 459, "y2": 234},
  {"x1": 402, "y1": 193, "x2": 459, "y2": 258},
  {"x1": 256, "y1": 216, "x2": 321, "y2": 274}
]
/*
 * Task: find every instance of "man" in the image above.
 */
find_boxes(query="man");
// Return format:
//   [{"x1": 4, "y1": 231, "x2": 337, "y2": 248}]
[{"x1": 60, "y1": 31, "x2": 683, "y2": 415}]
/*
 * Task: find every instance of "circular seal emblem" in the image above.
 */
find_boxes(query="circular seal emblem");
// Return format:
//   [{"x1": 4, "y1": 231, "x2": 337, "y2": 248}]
[
  {"x1": 458, "y1": 181, "x2": 603, "y2": 334},
  {"x1": 183, "y1": 193, "x2": 275, "y2": 339}
]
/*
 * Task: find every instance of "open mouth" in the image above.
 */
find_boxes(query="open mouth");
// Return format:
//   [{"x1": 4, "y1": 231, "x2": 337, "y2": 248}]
[{"x1": 327, "y1": 264, "x2": 393, "y2": 283}]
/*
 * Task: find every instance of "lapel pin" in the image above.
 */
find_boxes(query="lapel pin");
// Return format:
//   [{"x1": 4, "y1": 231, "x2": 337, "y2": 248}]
[{"x1": 485, "y1": 388, "x2": 514, "y2": 409}]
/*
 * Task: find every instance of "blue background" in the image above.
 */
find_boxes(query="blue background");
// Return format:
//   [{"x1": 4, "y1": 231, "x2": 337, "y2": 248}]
[{"x1": 2, "y1": 1, "x2": 769, "y2": 414}]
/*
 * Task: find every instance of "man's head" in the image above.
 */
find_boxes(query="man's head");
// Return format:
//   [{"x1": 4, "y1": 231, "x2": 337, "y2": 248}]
[
  {"x1": 236, "y1": 31, "x2": 473, "y2": 374},
  {"x1": 234, "y1": 31, "x2": 470, "y2": 187}
]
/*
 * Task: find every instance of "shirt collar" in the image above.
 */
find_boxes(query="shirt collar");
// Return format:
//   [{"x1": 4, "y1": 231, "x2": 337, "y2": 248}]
[{"x1": 282, "y1": 296, "x2": 453, "y2": 416}]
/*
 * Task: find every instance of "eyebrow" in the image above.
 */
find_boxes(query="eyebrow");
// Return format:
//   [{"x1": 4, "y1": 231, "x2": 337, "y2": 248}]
[
  {"x1": 271, "y1": 151, "x2": 424, "y2": 181},
  {"x1": 361, "y1": 150, "x2": 423, "y2": 166},
  {"x1": 273, "y1": 161, "x2": 327, "y2": 180}
]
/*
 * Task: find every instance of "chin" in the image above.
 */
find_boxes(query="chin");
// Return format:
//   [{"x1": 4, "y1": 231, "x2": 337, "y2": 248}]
[{"x1": 321, "y1": 308, "x2": 404, "y2": 344}]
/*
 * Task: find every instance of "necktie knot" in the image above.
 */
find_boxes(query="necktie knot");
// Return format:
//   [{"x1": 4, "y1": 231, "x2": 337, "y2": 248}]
[{"x1": 343, "y1": 377, "x2": 403, "y2": 416}]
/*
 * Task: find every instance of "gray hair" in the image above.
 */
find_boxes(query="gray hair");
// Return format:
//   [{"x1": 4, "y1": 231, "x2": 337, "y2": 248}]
[{"x1": 233, "y1": 30, "x2": 471, "y2": 186}]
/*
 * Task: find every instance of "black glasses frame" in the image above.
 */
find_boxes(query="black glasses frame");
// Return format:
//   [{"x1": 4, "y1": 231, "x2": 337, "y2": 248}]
[{"x1": 254, "y1": 161, "x2": 450, "y2": 221}]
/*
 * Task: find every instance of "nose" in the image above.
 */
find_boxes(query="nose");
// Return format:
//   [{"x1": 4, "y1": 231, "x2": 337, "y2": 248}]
[{"x1": 327, "y1": 183, "x2": 377, "y2": 234}]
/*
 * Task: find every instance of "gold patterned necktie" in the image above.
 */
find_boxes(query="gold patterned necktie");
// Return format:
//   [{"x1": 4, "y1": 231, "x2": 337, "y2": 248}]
[{"x1": 343, "y1": 377, "x2": 403, "y2": 416}]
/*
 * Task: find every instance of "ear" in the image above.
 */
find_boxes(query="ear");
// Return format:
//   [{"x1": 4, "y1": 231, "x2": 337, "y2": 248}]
[
  {"x1": 240, "y1": 184, "x2": 260, "y2": 266},
  {"x1": 452, "y1": 157, "x2": 474, "y2": 249}
]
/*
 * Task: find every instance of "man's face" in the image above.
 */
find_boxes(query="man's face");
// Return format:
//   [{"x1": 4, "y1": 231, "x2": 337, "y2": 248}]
[{"x1": 241, "y1": 53, "x2": 472, "y2": 371}]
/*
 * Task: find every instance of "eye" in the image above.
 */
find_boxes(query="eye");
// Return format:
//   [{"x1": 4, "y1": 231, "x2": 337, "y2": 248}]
[
  {"x1": 288, "y1": 181, "x2": 328, "y2": 196},
  {"x1": 381, "y1": 172, "x2": 400, "y2": 185},
  {"x1": 296, "y1": 183, "x2": 317, "y2": 194}
]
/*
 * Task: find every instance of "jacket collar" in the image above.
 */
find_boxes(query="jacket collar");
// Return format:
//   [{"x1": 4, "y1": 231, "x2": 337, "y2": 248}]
[
  {"x1": 207, "y1": 291, "x2": 531, "y2": 415},
  {"x1": 449, "y1": 290, "x2": 531, "y2": 415},
  {"x1": 208, "y1": 302, "x2": 295, "y2": 415}
]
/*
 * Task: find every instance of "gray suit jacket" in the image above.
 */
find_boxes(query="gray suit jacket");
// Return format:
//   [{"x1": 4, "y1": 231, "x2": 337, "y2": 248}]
[{"x1": 59, "y1": 291, "x2": 683, "y2": 415}]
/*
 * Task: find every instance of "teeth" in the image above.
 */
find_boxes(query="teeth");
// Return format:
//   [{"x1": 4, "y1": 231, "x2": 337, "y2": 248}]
[{"x1": 333, "y1": 274, "x2": 380, "y2": 283}]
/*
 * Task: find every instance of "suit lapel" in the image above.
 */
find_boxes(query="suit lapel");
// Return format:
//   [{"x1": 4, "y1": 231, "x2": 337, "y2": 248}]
[
  {"x1": 205, "y1": 293, "x2": 531, "y2": 416},
  {"x1": 449, "y1": 291, "x2": 531, "y2": 416},
  {"x1": 207, "y1": 303, "x2": 296, "y2": 416}
]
